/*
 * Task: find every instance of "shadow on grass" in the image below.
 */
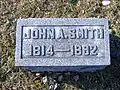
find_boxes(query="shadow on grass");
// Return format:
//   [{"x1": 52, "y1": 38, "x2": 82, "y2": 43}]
[{"x1": 57, "y1": 34, "x2": 120, "y2": 90}]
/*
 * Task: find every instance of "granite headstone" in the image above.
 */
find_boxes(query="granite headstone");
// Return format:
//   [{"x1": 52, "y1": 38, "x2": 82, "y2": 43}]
[{"x1": 15, "y1": 18, "x2": 110, "y2": 72}]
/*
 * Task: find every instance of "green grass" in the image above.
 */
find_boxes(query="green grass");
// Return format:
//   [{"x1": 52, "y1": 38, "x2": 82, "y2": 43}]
[{"x1": 0, "y1": 0, "x2": 120, "y2": 90}]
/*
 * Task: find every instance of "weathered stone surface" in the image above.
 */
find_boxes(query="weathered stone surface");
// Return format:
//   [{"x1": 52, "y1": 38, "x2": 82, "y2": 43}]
[{"x1": 15, "y1": 18, "x2": 110, "y2": 72}]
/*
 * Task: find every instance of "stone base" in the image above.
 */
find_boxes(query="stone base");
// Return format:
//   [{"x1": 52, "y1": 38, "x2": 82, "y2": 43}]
[{"x1": 23, "y1": 66, "x2": 105, "y2": 72}]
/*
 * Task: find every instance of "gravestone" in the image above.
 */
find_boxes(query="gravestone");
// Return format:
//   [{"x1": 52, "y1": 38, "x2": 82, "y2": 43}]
[{"x1": 15, "y1": 18, "x2": 110, "y2": 72}]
